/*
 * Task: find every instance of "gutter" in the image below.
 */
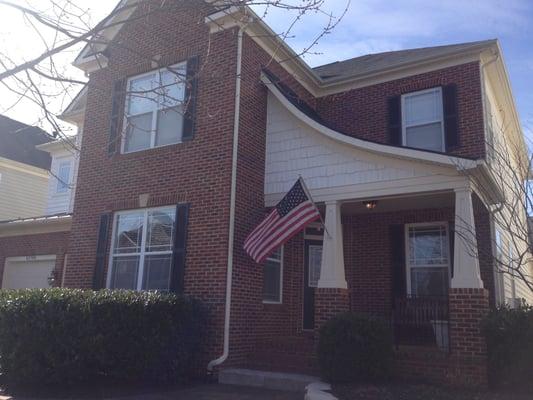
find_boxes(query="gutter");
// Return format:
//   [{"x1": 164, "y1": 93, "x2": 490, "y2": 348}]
[{"x1": 207, "y1": 20, "x2": 248, "y2": 373}]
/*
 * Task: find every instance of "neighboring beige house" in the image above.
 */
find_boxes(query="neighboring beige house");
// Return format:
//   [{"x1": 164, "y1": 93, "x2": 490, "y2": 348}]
[
  {"x1": 0, "y1": 116, "x2": 51, "y2": 221},
  {"x1": 0, "y1": 111, "x2": 81, "y2": 290}
]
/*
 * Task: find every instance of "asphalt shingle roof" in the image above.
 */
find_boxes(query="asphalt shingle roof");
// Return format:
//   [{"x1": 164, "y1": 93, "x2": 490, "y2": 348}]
[
  {"x1": 313, "y1": 40, "x2": 497, "y2": 82},
  {"x1": 0, "y1": 115, "x2": 52, "y2": 170}
]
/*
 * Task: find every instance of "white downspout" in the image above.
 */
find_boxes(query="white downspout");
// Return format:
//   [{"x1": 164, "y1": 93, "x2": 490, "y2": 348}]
[{"x1": 207, "y1": 23, "x2": 246, "y2": 373}]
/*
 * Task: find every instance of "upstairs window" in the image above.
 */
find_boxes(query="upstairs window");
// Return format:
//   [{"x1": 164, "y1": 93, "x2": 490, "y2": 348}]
[
  {"x1": 123, "y1": 62, "x2": 187, "y2": 153},
  {"x1": 56, "y1": 161, "x2": 71, "y2": 193},
  {"x1": 402, "y1": 88, "x2": 445, "y2": 152}
]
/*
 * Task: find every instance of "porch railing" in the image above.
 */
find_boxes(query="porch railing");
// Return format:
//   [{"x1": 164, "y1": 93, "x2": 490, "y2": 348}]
[{"x1": 392, "y1": 295, "x2": 450, "y2": 352}]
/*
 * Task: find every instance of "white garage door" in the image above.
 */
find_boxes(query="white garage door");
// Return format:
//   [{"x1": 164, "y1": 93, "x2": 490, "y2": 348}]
[{"x1": 2, "y1": 256, "x2": 56, "y2": 289}]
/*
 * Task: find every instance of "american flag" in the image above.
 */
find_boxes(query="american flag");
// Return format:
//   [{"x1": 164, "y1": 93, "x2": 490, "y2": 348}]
[{"x1": 244, "y1": 178, "x2": 320, "y2": 263}]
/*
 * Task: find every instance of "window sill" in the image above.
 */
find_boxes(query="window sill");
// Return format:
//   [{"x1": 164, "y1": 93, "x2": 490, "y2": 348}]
[{"x1": 117, "y1": 138, "x2": 193, "y2": 157}]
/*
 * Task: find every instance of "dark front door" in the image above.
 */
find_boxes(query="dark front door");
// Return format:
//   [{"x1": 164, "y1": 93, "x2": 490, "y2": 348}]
[{"x1": 303, "y1": 240, "x2": 322, "y2": 330}]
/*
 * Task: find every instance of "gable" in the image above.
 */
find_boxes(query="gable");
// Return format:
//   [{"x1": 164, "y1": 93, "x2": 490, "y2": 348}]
[{"x1": 265, "y1": 93, "x2": 467, "y2": 206}]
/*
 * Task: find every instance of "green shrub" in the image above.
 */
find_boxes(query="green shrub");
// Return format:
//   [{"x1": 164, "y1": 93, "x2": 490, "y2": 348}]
[
  {"x1": 482, "y1": 304, "x2": 533, "y2": 392},
  {"x1": 317, "y1": 312, "x2": 394, "y2": 383},
  {"x1": 0, "y1": 289, "x2": 206, "y2": 387}
]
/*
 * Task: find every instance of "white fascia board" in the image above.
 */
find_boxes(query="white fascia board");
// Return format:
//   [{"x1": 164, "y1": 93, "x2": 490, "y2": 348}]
[
  {"x1": 0, "y1": 215, "x2": 72, "y2": 238},
  {"x1": 261, "y1": 72, "x2": 478, "y2": 170},
  {"x1": 73, "y1": 0, "x2": 139, "y2": 72},
  {"x1": 35, "y1": 138, "x2": 78, "y2": 155}
]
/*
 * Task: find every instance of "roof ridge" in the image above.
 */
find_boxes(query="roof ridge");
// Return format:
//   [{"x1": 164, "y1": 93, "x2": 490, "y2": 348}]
[{"x1": 312, "y1": 39, "x2": 497, "y2": 71}]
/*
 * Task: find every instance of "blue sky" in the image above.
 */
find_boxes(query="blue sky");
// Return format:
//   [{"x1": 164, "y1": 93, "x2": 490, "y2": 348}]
[
  {"x1": 1, "y1": 0, "x2": 531, "y2": 139},
  {"x1": 260, "y1": 0, "x2": 533, "y2": 140}
]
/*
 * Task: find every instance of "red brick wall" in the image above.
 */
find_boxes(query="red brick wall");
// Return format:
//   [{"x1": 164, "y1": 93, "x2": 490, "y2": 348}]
[
  {"x1": 316, "y1": 62, "x2": 485, "y2": 160},
  {"x1": 226, "y1": 34, "x2": 319, "y2": 367},
  {"x1": 0, "y1": 230, "x2": 69, "y2": 287},
  {"x1": 447, "y1": 288, "x2": 489, "y2": 386},
  {"x1": 65, "y1": 1, "x2": 237, "y2": 362}
]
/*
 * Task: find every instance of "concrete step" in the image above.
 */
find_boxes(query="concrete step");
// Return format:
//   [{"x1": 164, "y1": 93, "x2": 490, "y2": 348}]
[{"x1": 219, "y1": 368, "x2": 321, "y2": 392}]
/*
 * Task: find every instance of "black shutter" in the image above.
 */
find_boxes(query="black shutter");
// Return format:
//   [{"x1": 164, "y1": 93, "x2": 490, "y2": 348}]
[
  {"x1": 390, "y1": 224, "x2": 406, "y2": 303},
  {"x1": 182, "y1": 56, "x2": 199, "y2": 141},
  {"x1": 170, "y1": 204, "x2": 190, "y2": 293},
  {"x1": 443, "y1": 84, "x2": 459, "y2": 151},
  {"x1": 108, "y1": 78, "x2": 127, "y2": 155},
  {"x1": 387, "y1": 96, "x2": 402, "y2": 146},
  {"x1": 93, "y1": 213, "x2": 112, "y2": 290},
  {"x1": 449, "y1": 222, "x2": 455, "y2": 278}
]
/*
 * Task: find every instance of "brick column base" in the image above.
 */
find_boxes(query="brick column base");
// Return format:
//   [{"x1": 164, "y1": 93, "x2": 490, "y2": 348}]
[
  {"x1": 314, "y1": 288, "x2": 350, "y2": 331},
  {"x1": 447, "y1": 288, "x2": 490, "y2": 387}
]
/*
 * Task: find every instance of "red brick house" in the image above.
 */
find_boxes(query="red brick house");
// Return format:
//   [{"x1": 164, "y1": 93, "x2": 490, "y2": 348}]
[{"x1": 2, "y1": 0, "x2": 532, "y2": 387}]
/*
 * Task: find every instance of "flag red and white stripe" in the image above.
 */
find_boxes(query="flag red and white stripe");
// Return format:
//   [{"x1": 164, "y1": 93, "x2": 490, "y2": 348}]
[{"x1": 244, "y1": 178, "x2": 320, "y2": 263}]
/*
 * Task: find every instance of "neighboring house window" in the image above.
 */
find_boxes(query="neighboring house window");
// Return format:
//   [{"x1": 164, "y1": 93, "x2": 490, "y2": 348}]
[
  {"x1": 406, "y1": 223, "x2": 450, "y2": 297},
  {"x1": 402, "y1": 87, "x2": 445, "y2": 152},
  {"x1": 56, "y1": 161, "x2": 71, "y2": 193},
  {"x1": 263, "y1": 247, "x2": 283, "y2": 303},
  {"x1": 109, "y1": 207, "x2": 175, "y2": 291},
  {"x1": 123, "y1": 62, "x2": 187, "y2": 153}
]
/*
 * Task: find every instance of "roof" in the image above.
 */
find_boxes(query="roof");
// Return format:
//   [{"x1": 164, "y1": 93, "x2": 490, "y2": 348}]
[
  {"x1": 0, "y1": 115, "x2": 52, "y2": 170},
  {"x1": 313, "y1": 40, "x2": 497, "y2": 82}
]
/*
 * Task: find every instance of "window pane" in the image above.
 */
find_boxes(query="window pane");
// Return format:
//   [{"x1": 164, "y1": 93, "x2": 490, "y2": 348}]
[
  {"x1": 405, "y1": 90, "x2": 442, "y2": 126},
  {"x1": 128, "y1": 74, "x2": 158, "y2": 115},
  {"x1": 308, "y1": 245, "x2": 322, "y2": 287},
  {"x1": 114, "y1": 213, "x2": 144, "y2": 254},
  {"x1": 111, "y1": 256, "x2": 139, "y2": 289},
  {"x1": 56, "y1": 162, "x2": 71, "y2": 193},
  {"x1": 410, "y1": 267, "x2": 448, "y2": 297},
  {"x1": 405, "y1": 122, "x2": 443, "y2": 152},
  {"x1": 143, "y1": 254, "x2": 172, "y2": 291},
  {"x1": 158, "y1": 65, "x2": 186, "y2": 109},
  {"x1": 263, "y1": 259, "x2": 281, "y2": 302},
  {"x1": 408, "y1": 226, "x2": 448, "y2": 266},
  {"x1": 146, "y1": 208, "x2": 176, "y2": 252},
  {"x1": 125, "y1": 112, "x2": 152, "y2": 152},
  {"x1": 156, "y1": 106, "x2": 184, "y2": 146}
]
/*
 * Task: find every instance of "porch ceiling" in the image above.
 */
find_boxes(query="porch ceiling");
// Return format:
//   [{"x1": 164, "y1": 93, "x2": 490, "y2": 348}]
[{"x1": 340, "y1": 191, "x2": 455, "y2": 215}]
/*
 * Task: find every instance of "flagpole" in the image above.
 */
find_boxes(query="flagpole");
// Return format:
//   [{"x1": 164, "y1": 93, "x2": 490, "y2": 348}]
[{"x1": 298, "y1": 176, "x2": 331, "y2": 239}]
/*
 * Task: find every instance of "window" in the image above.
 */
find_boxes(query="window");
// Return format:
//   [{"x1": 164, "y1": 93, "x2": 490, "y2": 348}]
[
  {"x1": 402, "y1": 87, "x2": 445, "y2": 152},
  {"x1": 406, "y1": 223, "x2": 450, "y2": 297},
  {"x1": 308, "y1": 245, "x2": 322, "y2": 287},
  {"x1": 263, "y1": 247, "x2": 283, "y2": 303},
  {"x1": 123, "y1": 62, "x2": 187, "y2": 153},
  {"x1": 56, "y1": 161, "x2": 71, "y2": 193},
  {"x1": 108, "y1": 207, "x2": 175, "y2": 291}
]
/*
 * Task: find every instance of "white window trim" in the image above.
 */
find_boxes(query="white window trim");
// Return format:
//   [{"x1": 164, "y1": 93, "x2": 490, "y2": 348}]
[
  {"x1": 401, "y1": 87, "x2": 446, "y2": 152},
  {"x1": 55, "y1": 159, "x2": 72, "y2": 195},
  {"x1": 262, "y1": 246, "x2": 284, "y2": 304},
  {"x1": 106, "y1": 206, "x2": 175, "y2": 291},
  {"x1": 404, "y1": 222, "x2": 451, "y2": 296},
  {"x1": 121, "y1": 62, "x2": 187, "y2": 155}
]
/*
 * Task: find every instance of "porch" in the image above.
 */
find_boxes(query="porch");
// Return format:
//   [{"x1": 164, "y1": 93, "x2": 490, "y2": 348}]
[{"x1": 251, "y1": 188, "x2": 492, "y2": 383}]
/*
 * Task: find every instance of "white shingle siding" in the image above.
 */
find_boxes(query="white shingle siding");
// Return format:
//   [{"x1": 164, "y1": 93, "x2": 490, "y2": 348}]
[{"x1": 265, "y1": 94, "x2": 434, "y2": 197}]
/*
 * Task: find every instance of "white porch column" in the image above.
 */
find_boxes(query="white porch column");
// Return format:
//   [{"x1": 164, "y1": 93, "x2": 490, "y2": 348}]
[
  {"x1": 451, "y1": 186, "x2": 484, "y2": 289},
  {"x1": 318, "y1": 201, "x2": 347, "y2": 289}
]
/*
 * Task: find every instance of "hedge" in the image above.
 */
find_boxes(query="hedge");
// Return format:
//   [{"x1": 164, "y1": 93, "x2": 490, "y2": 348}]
[
  {"x1": 0, "y1": 289, "x2": 206, "y2": 387},
  {"x1": 482, "y1": 304, "x2": 533, "y2": 393},
  {"x1": 317, "y1": 312, "x2": 394, "y2": 383}
]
